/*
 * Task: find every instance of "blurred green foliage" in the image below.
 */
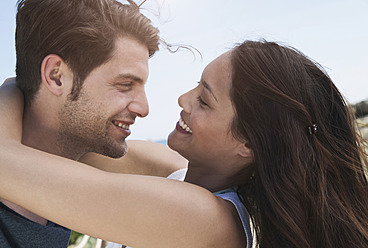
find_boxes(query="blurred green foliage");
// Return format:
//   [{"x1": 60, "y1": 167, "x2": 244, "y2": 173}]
[{"x1": 68, "y1": 231, "x2": 98, "y2": 248}]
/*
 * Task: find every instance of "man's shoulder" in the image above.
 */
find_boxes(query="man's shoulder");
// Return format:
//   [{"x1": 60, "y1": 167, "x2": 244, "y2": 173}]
[{"x1": 0, "y1": 201, "x2": 71, "y2": 248}]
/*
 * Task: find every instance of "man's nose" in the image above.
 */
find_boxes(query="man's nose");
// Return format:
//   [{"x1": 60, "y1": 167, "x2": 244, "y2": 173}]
[{"x1": 128, "y1": 89, "x2": 149, "y2": 118}]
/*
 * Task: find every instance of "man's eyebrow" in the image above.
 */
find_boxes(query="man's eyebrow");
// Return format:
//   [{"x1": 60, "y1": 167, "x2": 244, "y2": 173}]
[
  {"x1": 114, "y1": 73, "x2": 144, "y2": 84},
  {"x1": 201, "y1": 80, "x2": 218, "y2": 103}
]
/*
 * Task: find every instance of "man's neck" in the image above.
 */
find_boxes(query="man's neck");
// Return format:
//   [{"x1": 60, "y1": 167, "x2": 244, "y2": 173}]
[
  {"x1": 22, "y1": 107, "x2": 63, "y2": 157},
  {"x1": 22, "y1": 106, "x2": 82, "y2": 160},
  {"x1": 1, "y1": 107, "x2": 77, "y2": 226}
]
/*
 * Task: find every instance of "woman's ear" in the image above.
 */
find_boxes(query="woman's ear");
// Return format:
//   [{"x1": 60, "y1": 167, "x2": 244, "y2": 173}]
[
  {"x1": 40, "y1": 54, "x2": 66, "y2": 96},
  {"x1": 237, "y1": 143, "x2": 253, "y2": 159}
]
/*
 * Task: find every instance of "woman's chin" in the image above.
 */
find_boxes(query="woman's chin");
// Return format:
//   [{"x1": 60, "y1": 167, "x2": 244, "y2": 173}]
[
  {"x1": 167, "y1": 130, "x2": 177, "y2": 150},
  {"x1": 167, "y1": 130, "x2": 187, "y2": 157}
]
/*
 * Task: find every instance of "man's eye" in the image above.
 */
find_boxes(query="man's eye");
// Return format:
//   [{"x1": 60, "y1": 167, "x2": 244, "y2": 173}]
[{"x1": 116, "y1": 82, "x2": 132, "y2": 90}]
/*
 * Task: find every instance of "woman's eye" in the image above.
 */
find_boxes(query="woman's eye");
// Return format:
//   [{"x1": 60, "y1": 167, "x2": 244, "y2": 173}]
[{"x1": 197, "y1": 96, "x2": 208, "y2": 107}]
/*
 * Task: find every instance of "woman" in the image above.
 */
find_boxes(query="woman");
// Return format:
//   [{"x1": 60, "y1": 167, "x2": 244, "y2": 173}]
[{"x1": 0, "y1": 40, "x2": 368, "y2": 248}]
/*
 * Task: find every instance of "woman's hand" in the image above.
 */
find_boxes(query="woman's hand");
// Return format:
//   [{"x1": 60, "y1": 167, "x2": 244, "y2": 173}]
[{"x1": 0, "y1": 78, "x2": 24, "y2": 142}]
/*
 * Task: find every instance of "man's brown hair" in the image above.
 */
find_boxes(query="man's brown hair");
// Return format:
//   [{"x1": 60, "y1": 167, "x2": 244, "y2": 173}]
[{"x1": 16, "y1": 0, "x2": 160, "y2": 106}]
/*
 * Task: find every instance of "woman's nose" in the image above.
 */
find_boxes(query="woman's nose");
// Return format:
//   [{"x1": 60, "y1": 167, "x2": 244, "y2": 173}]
[{"x1": 178, "y1": 88, "x2": 194, "y2": 114}]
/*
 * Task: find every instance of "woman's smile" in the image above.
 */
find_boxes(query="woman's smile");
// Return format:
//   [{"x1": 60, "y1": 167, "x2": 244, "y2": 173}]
[{"x1": 177, "y1": 117, "x2": 193, "y2": 134}]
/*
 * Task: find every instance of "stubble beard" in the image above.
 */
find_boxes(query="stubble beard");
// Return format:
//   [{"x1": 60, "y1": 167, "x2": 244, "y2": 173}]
[{"x1": 56, "y1": 93, "x2": 128, "y2": 160}]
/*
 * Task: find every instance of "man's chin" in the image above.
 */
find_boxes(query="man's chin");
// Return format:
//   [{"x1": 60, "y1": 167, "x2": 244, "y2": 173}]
[
  {"x1": 100, "y1": 142, "x2": 128, "y2": 158},
  {"x1": 106, "y1": 150, "x2": 127, "y2": 159}
]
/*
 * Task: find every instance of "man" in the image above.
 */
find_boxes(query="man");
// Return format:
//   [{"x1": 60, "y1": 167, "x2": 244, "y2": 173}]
[{"x1": 0, "y1": 0, "x2": 160, "y2": 247}]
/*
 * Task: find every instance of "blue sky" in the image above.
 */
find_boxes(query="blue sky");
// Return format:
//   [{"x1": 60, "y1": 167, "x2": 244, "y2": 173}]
[{"x1": 1, "y1": 0, "x2": 367, "y2": 140}]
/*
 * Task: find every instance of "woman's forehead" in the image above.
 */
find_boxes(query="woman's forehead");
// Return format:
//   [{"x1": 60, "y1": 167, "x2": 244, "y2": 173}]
[
  {"x1": 200, "y1": 51, "x2": 233, "y2": 104},
  {"x1": 201, "y1": 51, "x2": 232, "y2": 84}
]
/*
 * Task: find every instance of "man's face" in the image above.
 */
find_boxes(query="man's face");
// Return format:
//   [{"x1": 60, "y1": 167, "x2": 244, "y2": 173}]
[{"x1": 57, "y1": 37, "x2": 149, "y2": 159}]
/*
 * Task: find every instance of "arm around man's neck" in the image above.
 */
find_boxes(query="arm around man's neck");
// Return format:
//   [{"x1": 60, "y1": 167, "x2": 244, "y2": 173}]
[{"x1": 0, "y1": 78, "x2": 24, "y2": 142}]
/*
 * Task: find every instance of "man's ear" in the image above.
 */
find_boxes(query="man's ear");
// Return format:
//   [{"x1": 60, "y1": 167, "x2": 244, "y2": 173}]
[
  {"x1": 40, "y1": 54, "x2": 66, "y2": 96},
  {"x1": 237, "y1": 143, "x2": 253, "y2": 159}
]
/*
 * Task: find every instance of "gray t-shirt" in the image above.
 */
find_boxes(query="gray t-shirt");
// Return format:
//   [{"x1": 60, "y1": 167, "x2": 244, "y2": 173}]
[{"x1": 0, "y1": 201, "x2": 71, "y2": 248}]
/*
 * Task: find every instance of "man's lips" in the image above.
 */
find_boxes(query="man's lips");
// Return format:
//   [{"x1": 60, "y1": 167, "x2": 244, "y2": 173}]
[
  {"x1": 112, "y1": 120, "x2": 133, "y2": 136},
  {"x1": 112, "y1": 120, "x2": 131, "y2": 130}
]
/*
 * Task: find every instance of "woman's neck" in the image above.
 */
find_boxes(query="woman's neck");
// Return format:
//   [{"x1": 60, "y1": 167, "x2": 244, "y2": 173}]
[
  {"x1": 184, "y1": 163, "x2": 235, "y2": 192},
  {"x1": 184, "y1": 162, "x2": 255, "y2": 193}
]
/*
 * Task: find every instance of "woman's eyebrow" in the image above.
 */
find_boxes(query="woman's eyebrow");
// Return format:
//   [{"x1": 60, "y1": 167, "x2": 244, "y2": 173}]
[{"x1": 201, "y1": 80, "x2": 218, "y2": 103}]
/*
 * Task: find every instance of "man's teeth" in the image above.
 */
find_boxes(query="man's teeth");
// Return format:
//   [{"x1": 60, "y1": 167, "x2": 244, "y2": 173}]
[
  {"x1": 113, "y1": 121, "x2": 130, "y2": 130},
  {"x1": 179, "y1": 118, "x2": 192, "y2": 134}
]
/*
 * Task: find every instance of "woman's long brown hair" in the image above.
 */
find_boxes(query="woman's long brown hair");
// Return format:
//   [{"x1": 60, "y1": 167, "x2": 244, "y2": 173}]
[{"x1": 230, "y1": 40, "x2": 368, "y2": 247}]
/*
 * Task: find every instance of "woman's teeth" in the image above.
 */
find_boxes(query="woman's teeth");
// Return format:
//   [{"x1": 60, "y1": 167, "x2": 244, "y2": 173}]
[
  {"x1": 113, "y1": 121, "x2": 130, "y2": 130},
  {"x1": 179, "y1": 118, "x2": 192, "y2": 134}
]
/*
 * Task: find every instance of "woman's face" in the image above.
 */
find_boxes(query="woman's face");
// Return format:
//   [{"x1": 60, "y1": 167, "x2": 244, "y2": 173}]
[{"x1": 168, "y1": 51, "x2": 252, "y2": 176}]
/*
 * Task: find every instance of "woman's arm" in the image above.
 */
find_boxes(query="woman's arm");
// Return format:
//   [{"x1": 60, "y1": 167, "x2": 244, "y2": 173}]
[
  {"x1": 80, "y1": 140, "x2": 187, "y2": 177},
  {"x1": 0, "y1": 79, "x2": 23, "y2": 141},
  {"x1": 0, "y1": 144, "x2": 240, "y2": 247}
]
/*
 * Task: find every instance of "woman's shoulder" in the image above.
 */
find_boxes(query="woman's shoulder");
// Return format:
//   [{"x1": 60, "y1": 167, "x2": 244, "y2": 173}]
[
  {"x1": 215, "y1": 188, "x2": 253, "y2": 248},
  {"x1": 208, "y1": 191, "x2": 248, "y2": 248},
  {"x1": 168, "y1": 169, "x2": 250, "y2": 247}
]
